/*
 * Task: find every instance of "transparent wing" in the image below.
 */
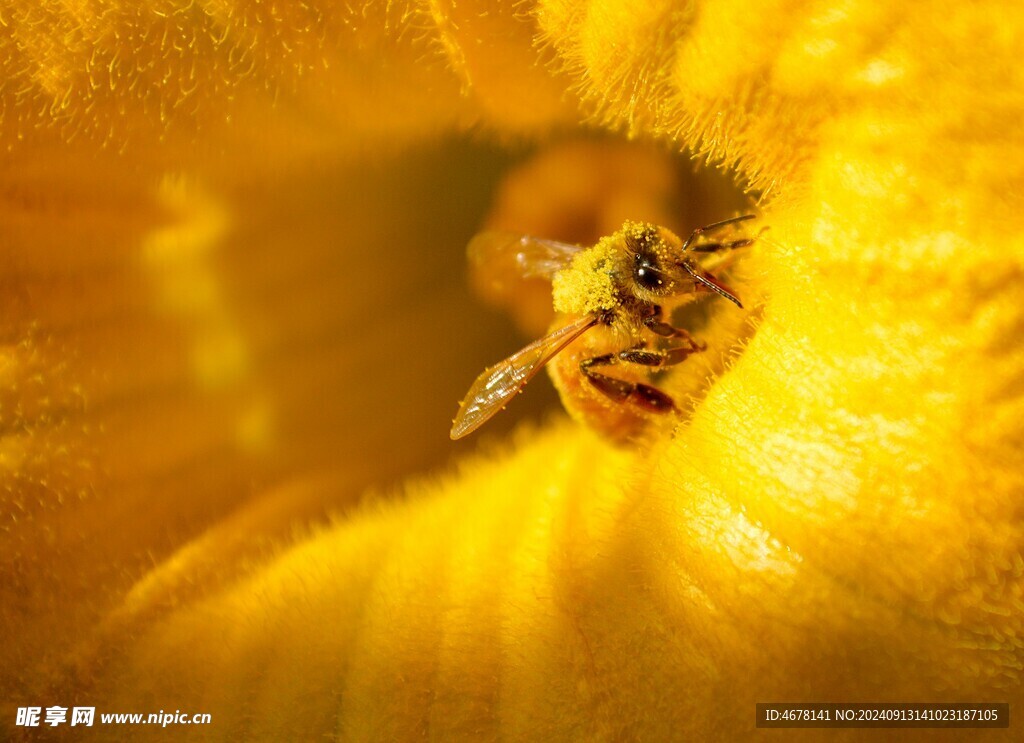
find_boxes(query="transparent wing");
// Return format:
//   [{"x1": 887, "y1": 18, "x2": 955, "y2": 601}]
[
  {"x1": 468, "y1": 230, "x2": 584, "y2": 281},
  {"x1": 450, "y1": 315, "x2": 598, "y2": 440}
]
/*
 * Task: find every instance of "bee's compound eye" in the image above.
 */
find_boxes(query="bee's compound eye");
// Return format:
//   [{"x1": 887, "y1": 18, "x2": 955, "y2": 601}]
[{"x1": 634, "y1": 252, "x2": 664, "y2": 290}]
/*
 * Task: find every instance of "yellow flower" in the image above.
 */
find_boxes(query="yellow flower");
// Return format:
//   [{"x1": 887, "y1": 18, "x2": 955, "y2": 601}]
[{"x1": 1, "y1": 0, "x2": 1021, "y2": 739}]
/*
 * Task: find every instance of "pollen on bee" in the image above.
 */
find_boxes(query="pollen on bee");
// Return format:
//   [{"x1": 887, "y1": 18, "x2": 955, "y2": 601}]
[{"x1": 551, "y1": 235, "x2": 621, "y2": 315}]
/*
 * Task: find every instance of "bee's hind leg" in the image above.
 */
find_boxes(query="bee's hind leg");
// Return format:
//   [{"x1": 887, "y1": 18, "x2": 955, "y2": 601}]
[{"x1": 580, "y1": 352, "x2": 677, "y2": 413}]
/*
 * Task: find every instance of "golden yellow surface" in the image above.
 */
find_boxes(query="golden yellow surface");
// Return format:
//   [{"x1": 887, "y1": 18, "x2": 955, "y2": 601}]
[{"x1": 0, "y1": 0, "x2": 1021, "y2": 740}]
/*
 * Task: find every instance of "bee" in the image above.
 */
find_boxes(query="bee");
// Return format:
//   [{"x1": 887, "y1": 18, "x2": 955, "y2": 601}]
[{"x1": 450, "y1": 215, "x2": 758, "y2": 440}]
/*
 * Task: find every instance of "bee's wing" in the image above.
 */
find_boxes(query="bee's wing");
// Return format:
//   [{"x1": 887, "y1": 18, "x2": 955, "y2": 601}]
[
  {"x1": 450, "y1": 315, "x2": 598, "y2": 440},
  {"x1": 468, "y1": 230, "x2": 584, "y2": 281}
]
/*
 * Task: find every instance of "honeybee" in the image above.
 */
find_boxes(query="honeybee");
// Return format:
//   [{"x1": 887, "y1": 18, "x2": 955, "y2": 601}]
[{"x1": 450, "y1": 215, "x2": 759, "y2": 440}]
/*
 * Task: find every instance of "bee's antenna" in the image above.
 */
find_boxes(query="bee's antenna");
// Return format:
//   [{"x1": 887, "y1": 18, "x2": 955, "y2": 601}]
[{"x1": 681, "y1": 263, "x2": 743, "y2": 308}]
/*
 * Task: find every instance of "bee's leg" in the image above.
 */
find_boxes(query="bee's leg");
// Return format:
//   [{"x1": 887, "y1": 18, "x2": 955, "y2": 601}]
[
  {"x1": 692, "y1": 225, "x2": 767, "y2": 256},
  {"x1": 618, "y1": 345, "x2": 700, "y2": 368},
  {"x1": 579, "y1": 354, "x2": 676, "y2": 413},
  {"x1": 681, "y1": 214, "x2": 756, "y2": 251},
  {"x1": 643, "y1": 307, "x2": 707, "y2": 352},
  {"x1": 689, "y1": 237, "x2": 755, "y2": 254}
]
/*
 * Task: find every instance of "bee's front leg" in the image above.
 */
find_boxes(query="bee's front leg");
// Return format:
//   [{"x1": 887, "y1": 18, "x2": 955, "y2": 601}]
[
  {"x1": 681, "y1": 214, "x2": 756, "y2": 252},
  {"x1": 642, "y1": 307, "x2": 706, "y2": 353}
]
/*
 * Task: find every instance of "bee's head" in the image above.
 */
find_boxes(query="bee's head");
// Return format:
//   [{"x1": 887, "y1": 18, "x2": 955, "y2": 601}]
[{"x1": 624, "y1": 223, "x2": 684, "y2": 298}]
